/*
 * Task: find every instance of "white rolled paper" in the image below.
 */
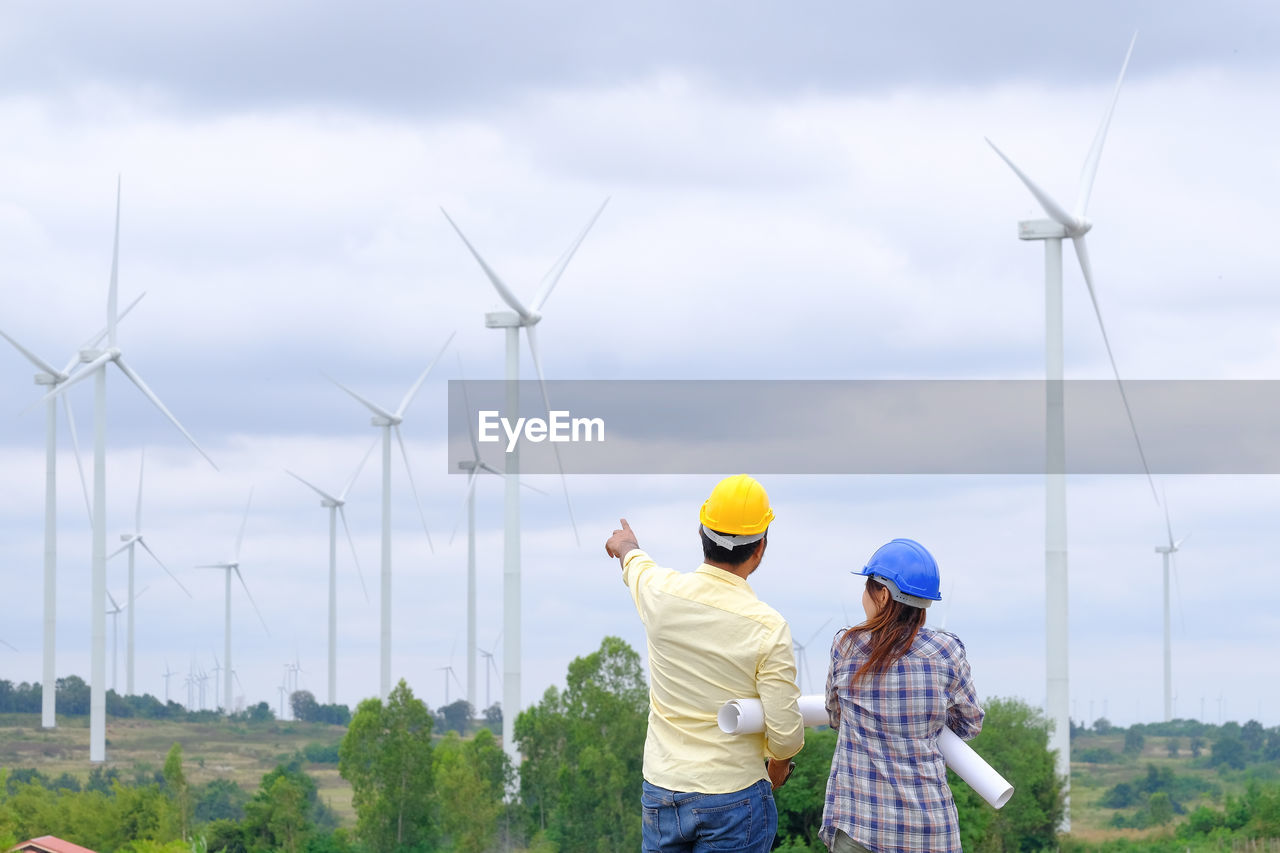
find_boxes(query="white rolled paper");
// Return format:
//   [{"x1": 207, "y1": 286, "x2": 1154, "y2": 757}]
[
  {"x1": 717, "y1": 695, "x2": 1014, "y2": 810},
  {"x1": 716, "y1": 695, "x2": 829, "y2": 735}
]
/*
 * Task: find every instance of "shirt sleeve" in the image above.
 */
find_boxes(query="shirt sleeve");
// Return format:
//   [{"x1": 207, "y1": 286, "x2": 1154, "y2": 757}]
[
  {"x1": 825, "y1": 631, "x2": 842, "y2": 729},
  {"x1": 944, "y1": 635, "x2": 984, "y2": 741},
  {"x1": 757, "y1": 621, "x2": 805, "y2": 761}
]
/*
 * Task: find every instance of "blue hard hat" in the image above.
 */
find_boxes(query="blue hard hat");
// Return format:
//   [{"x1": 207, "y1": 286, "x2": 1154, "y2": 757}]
[{"x1": 854, "y1": 538, "x2": 942, "y2": 608}]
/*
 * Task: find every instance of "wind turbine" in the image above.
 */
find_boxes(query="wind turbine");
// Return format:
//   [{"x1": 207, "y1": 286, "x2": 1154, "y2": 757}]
[
  {"x1": 211, "y1": 655, "x2": 223, "y2": 713},
  {"x1": 442, "y1": 199, "x2": 608, "y2": 766},
  {"x1": 285, "y1": 439, "x2": 376, "y2": 704},
  {"x1": 42, "y1": 180, "x2": 216, "y2": 761},
  {"x1": 330, "y1": 332, "x2": 454, "y2": 700},
  {"x1": 478, "y1": 646, "x2": 498, "y2": 710},
  {"x1": 161, "y1": 660, "x2": 176, "y2": 704},
  {"x1": 196, "y1": 489, "x2": 270, "y2": 714},
  {"x1": 1155, "y1": 499, "x2": 1188, "y2": 722},
  {"x1": 1, "y1": 639, "x2": 17, "y2": 652},
  {"x1": 2, "y1": 293, "x2": 143, "y2": 729},
  {"x1": 438, "y1": 664, "x2": 463, "y2": 707},
  {"x1": 793, "y1": 618, "x2": 832, "y2": 695},
  {"x1": 450, "y1": 358, "x2": 543, "y2": 712},
  {"x1": 109, "y1": 448, "x2": 192, "y2": 696},
  {"x1": 985, "y1": 34, "x2": 1154, "y2": 826}
]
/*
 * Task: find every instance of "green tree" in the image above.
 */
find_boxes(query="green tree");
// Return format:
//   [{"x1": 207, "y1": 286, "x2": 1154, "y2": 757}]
[
  {"x1": 437, "y1": 699, "x2": 474, "y2": 735},
  {"x1": 1148, "y1": 791, "x2": 1174, "y2": 826},
  {"x1": 1123, "y1": 727, "x2": 1145, "y2": 755},
  {"x1": 290, "y1": 690, "x2": 320, "y2": 723},
  {"x1": 515, "y1": 636, "x2": 648, "y2": 852},
  {"x1": 1166, "y1": 736, "x2": 1180, "y2": 758},
  {"x1": 774, "y1": 727, "x2": 837, "y2": 848},
  {"x1": 338, "y1": 679, "x2": 436, "y2": 850},
  {"x1": 434, "y1": 728, "x2": 511, "y2": 853},
  {"x1": 163, "y1": 742, "x2": 191, "y2": 841},
  {"x1": 1211, "y1": 733, "x2": 1247, "y2": 770},
  {"x1": 951, "y1": 697, "x2": 1064, "y2": 853}
]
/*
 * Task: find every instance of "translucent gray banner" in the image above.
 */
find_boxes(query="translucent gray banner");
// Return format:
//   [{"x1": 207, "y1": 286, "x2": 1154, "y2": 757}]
[{"x1": 444, "y1": 380, "x2": 1280, "y2": 475}]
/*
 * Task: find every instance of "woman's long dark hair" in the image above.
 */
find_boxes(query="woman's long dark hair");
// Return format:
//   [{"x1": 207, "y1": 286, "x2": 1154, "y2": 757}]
[{"x1": 841, "y1": 577, "x2": 927, "y2": 686}]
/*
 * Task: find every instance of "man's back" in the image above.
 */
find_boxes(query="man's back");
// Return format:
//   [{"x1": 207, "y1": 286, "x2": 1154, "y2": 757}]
[{"x1": 624, "y1": 552, "x2": 803, "y2": 793}]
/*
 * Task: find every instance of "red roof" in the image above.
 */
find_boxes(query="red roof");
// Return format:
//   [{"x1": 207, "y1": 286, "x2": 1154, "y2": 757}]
[{"x1": 10, "y1": 837, "x2": 100, "y2": 853}]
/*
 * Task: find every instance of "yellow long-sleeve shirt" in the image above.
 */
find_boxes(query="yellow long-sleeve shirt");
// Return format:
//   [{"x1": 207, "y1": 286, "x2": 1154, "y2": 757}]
[{"x1": 622, "y1": 548, "x2": 804, "y2": 793}]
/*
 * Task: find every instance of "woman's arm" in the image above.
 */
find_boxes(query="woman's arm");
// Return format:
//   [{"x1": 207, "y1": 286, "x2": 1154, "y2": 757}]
[
  {"x1": 945, "y1": 636, "x2": 984, "y2": 740},
  {"x1": 825, "y1": 630, "x2": 842, "y2": 729}
]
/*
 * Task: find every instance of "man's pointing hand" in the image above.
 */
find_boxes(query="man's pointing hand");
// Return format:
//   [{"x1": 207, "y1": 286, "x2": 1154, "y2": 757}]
[{"x1": 605, "y1": 518, "x2": 640, "y2": 561}]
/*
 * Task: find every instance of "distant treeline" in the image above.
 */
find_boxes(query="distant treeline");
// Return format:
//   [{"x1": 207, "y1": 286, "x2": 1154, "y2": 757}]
[{"x1": 0, "y1": 677, "x2": 351, "y2": 725}]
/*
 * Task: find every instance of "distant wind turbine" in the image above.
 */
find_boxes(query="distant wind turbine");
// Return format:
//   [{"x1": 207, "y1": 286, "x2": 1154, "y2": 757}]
[
  {"x1": 2, "y1": 292, "x2": 143, "y2": 728},
  {"x1": 161, "y1": 660, "x2": 176, "y2": 703},
  {"x1": 109, "y1": 448, "x2": 191, "y2": 696},
  {"x1": 196, "y1": 489, "x2": 270, "y2": 714},
  {"x1": 443, "y1": 199, "x2": 607, "y2": 766},
  {"x1": 986, "y1": 34, "x2": 1154, "y2": 826},
  {"x1": 330, "y1": 332, "x2": 454, "y2": 699},
  {"x1": 793, "y1": 618, "x2": 832, "y2": 695},
  {"x1": 1155, "y1": 497, "x2": 1188, "y2": 722},
  {"x1": 43, "y1": 180, "x2": 216, "y2": 761},
  {"x1": 285, "y1": 438, "x2": 377, "y2": 704}
]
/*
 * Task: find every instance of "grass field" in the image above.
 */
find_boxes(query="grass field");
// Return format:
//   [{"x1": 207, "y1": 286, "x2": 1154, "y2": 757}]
[{"x1": 0, "y1": 713, "x2": 355, "y2": 824}]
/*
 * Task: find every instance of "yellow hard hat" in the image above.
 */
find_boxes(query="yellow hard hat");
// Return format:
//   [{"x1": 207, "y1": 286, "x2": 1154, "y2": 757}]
[{"x1": 699, "y1": 474, "x2": 775, "y2": 536}]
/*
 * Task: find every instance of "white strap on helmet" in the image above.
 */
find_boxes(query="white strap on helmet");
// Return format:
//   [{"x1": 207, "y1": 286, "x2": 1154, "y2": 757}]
[{"x1": 700, "y1": 524, "x2": 766, "y2": 550}]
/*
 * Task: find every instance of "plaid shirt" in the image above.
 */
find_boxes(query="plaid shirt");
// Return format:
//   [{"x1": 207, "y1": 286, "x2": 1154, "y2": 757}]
[{"x1": 820, "y1": 627, "x2": 983, "y2": 852}]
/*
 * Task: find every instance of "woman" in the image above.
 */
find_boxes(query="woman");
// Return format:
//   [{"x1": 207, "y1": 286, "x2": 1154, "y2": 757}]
[{"x1": 821, "y1": 538, "x2": 984, "y2": 853}]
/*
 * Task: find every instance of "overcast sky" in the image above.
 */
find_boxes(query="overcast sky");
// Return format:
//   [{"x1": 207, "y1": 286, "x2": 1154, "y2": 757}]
[{"x1": 2, "y1": 2, "x2": 1279, "y2": 740}]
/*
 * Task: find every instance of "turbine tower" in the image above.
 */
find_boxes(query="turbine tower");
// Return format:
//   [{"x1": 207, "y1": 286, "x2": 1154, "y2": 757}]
[
  {"x1": 196, "y1": 489, "x2": 270, "y2": 714},
  {"x1": 109, "y1": 448, "x2": 192, "y2": 695},
  {"x1": 986, "y1": 34, "x2": 1154, "y2": 826},
  {"x1": 43, "y1": 179, "x2": 217, "y2": 761},
  {"x1": 330, "y1": 333, "x2": 453, "y2": 699},
  {"x1": 442, "y1": 199, "x2": 607, "y2": 766},
  {"x1": 793, "y1": 618, "x2": 832, "y2": 695},
  {"x1": 2, "y1": 294, "x2": 142, "y2": 728},
  {"x1": 285, "y1": 439, "x2": 376, "y2": 704},
  {"x1": 1155, "y1": 500, "x2": 1186, "y2": 722},
  {"x1": 451, "y1": 359, "x2": 543, "y2": 712}
]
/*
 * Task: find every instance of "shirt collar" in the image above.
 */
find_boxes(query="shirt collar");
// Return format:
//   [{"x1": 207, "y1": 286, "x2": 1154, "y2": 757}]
[{"x1": 695, "y1": 563, "x2": 755, "y2": 595}]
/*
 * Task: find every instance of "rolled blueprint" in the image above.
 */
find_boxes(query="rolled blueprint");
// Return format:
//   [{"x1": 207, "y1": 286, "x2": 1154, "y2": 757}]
[
  {"x1": 717, "y1": 695, "x2": 1014, "y2": 809},
  {"x1": 716, "y1": 695, "x2": 829, "y2": 735},
  {"x1": 938, "y1": 726, "x2": 1014, "y2": 808}
]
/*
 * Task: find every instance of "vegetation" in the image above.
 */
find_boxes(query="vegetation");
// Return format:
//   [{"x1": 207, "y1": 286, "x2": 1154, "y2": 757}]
[{"x1": 3, "y1": 647, "x2": 1280, "y2": 851}]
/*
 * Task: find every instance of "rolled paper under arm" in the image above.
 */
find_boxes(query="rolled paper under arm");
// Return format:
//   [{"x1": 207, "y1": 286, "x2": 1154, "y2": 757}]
[{"x1": 716, "y1": 695, "x2": 1014, "y2": 810}]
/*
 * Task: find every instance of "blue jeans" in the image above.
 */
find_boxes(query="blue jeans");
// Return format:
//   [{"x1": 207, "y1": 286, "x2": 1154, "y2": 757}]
[{"x1": 641, "y1": 778, "x2": 777, "y2": 853}]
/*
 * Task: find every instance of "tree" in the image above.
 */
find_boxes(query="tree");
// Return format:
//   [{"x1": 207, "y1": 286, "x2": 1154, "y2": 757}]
[
  {"x1": 434, "y1": 728, "x2": 511, "y2": 853},
  {"x1": 515, "y1": 636, "x2": 648, "y2": 852},
  {"x1": 437, "y1": 699, "x2": 474, "y2": 735},
  {"x1": 1123, "y1": 727, "x2": 1145, "y2": 755},
  {"x1": 1211, "y1": 732, "x2": 1247, "y2": 770},
  {"x1": 482, "y1": 702, "x2": 503, "y2": 733},
  {"x1": 162, "y1": 742, "x2": 191, "y2": 841},
  {"x1": 338, "y1": 679, "x2": 436, "y2": 851},
  {"x1": 951, "y1": 697, "x2": 1064, "y2": 853},
  {"x1": 290, "y1": 690, "x2": 320, "y2": 723},
  {"x1": 1166, "y1": 736, "x2": 1180, "y2": 758}
]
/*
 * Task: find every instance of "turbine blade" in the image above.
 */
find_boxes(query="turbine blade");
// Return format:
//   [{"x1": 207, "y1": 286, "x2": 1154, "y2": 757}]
[
  {"x1": 1071, "y1": 236, "x2": 1158, "y2": 502},
  {"x1": 139, "y1": 539, "x2": 192, "y2": 598},
  {"x1": 234, "y1": 566, "x2": 271, "y2": 636},
  {"x1": 75, "y1": 292, "x2": 146, "y2": 368},
  {"x1": 803, "y1": 617, "x2": 833, "y2": 648},
  {"x1": 1163, "y1": 490, "x2": 1176, "y2": 549},
  {"x1": 326, "y1": 373, "x2": 395, "y2": 420},
  {"x1": 108, "y1": 176, "x2": 121, "y2": 346},
  {"x1": 108, "y1": 540, "x2": 133, "y2": 561},
  {"x1": 1075, "y1": 32, "x2": 1137, "y2": 218},
  {"x1": 440, "y1": 208, "x2": 533, "y2": 319},
  {"x1": 106, "y1": 589, "x2": 121, "y2": 612},
  {"x1": 396, "y1": 331, "x2": 456, "y2": 418},
  {"x1": 41, "y1": 351, "x2": 112, "y2": 404},
  {"x1": 62, "y1": 395, "x2": 94, "y2": 524},
  {"x1": 340, "y1": 436, "x2": 380, "y2": 501},
  {"x1": 234, "y1": 489, "x2": 254, "y2": 561},
  {"x1": 449, "y1": 468, "x2": 481, "y2": 546},
  {"x1": 456, "y1": 353, "x2": 482, "y2": 457},
  {"x1": 525, "y1": 325, "x2": 580, "y2": 546},
  {"x1": 286, "y1": 469, "x2": 339, "y2": 504},
  {"x1": 1174, "y1": 533, "x2": 1190, "y2": 549},
  {"x1": 338, "y1": 505, "x2": 370, "y2": 603},
  {"x1": 985, "y1": 138, "x2": 1076, "y2": 228},
  {"x1": 0, "y1": 328, "x2": 62, "y2": 377},
  {"x1": 114, "y1": 356, "x2": 218, "y2": 470},
  {"x1": 394, "y1": 424, "x2": 435, "y2": 553},
  {"x1": 531, "y1": 197, "x2": 610, "y2": 312}
]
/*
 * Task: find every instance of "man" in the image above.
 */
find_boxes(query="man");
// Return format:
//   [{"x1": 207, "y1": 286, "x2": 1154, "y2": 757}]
[{"x1": 604, "y1": 474, "x2": 804, "y2": 853}]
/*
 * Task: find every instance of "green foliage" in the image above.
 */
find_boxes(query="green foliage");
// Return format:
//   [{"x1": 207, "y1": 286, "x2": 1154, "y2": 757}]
[
  {"x1": 515, "y1": 635, "x2": 648, "y2": 853},
  {"x1": 436, "y1": 699, "x2": 474, "y2": 735},
  {"x1": 338, "y1": 678, "x2": 436, "y2": 851},
  {"x1": 774, "y1": 727, "x2": 836, "y2": 849},
  {"x1": 1123, "y1": 729, "x2": 1145, "y2": 755},
  {"x1": 192, "y1": 778, "x2": 249, "y2": 822},
  {"x1": 1077, "y1": 747, "x2": 1122, "y2": 764},
  {"x1": 434, "y1": 728, "x2": 511, "y2": 853},
  {"x1": 950, "y1": 696, "x2": 1064, "y2": 853},
  {"x1": 1211, "y1": 733, "x2": 1247, "y2": 770},
  {"x1": 301, "y1": 741, "x2": 342, "y2": 764}
]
